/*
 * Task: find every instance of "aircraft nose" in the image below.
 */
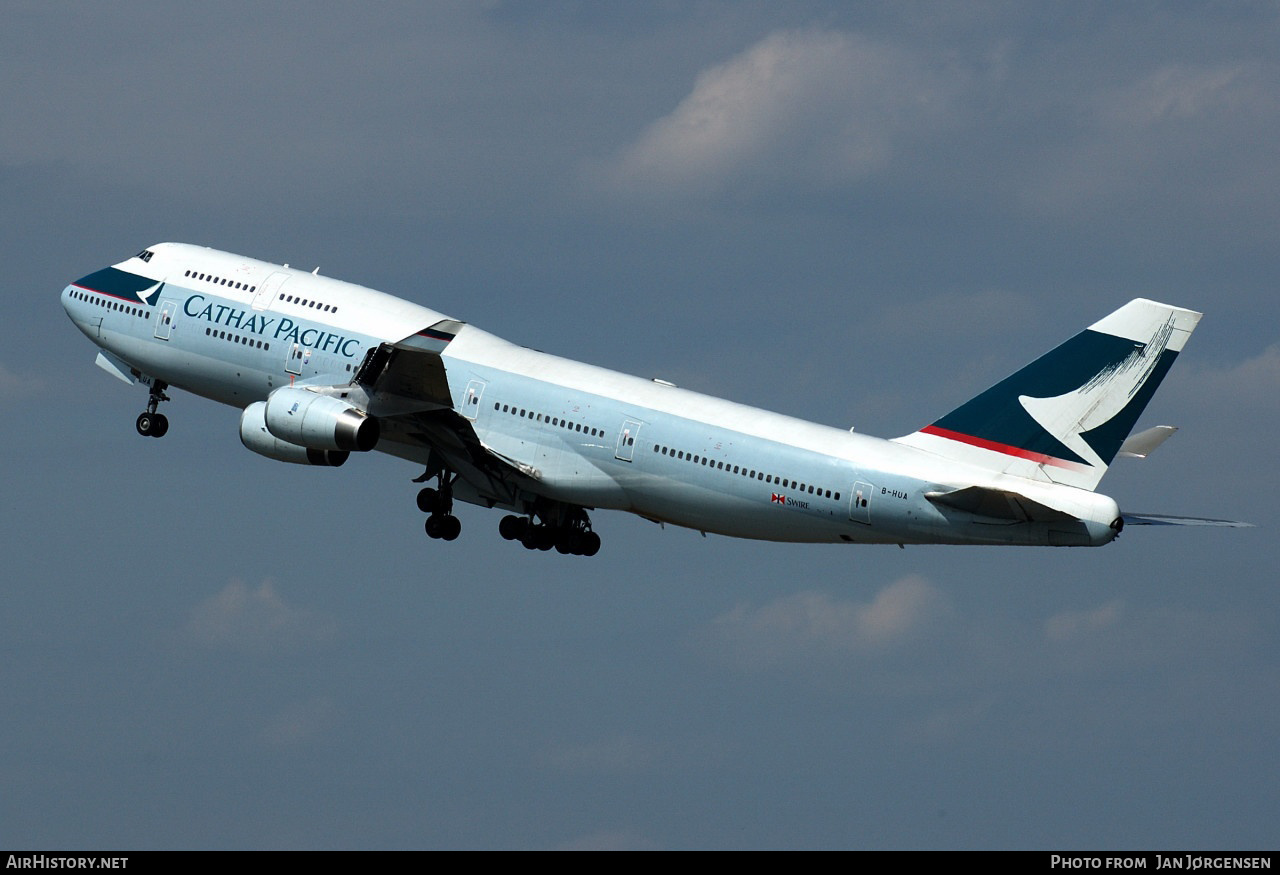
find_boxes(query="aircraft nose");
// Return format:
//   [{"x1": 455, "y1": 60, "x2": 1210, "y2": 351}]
[
  {"x1": 61, "y1": 281, "x2": 100, "y2": 339},
  {"x1": 61, "y1": 283, "x2": 79, "y2": 318}
]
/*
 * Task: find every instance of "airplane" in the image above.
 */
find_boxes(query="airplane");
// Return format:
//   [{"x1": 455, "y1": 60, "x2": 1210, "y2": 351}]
[{"x1": 61, "y1": 243, "x2": 1247, "y2": 556}]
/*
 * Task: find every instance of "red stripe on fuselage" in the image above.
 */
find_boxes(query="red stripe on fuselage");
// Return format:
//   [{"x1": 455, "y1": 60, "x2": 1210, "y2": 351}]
[
  {"x1": 71, "y1": 283, "x2": 154, "y2": 307},
  {"x1": 919, "y1": 425, "x2": 1087, "y2": 470}
]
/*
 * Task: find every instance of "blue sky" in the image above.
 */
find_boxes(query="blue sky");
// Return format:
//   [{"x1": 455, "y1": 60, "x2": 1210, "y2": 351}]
[{"x1": 3, "y1": 1, "x2": 1277, "y2": 849}]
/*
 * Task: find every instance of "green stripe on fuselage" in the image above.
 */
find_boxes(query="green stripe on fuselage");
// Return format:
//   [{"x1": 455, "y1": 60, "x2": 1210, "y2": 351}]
[
  {"x1": 72, "y1": 267, "x2": 154, "y2": 299},
  {"x1": 931, "y1": 329, "x2": 1177, "y2": 466}
]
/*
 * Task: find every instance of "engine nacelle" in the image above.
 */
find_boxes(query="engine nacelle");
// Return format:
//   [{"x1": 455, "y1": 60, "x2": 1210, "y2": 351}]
[
  {"x1": 239, "y1": 402, "x2": 350, "y2": 466},
  {"x1": 263, "y1": 387, "x2": 379, "y2": 452}
]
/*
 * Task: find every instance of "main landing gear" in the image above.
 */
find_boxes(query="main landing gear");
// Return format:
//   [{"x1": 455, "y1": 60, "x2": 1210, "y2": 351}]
[
  {"x1": 135, "y1": 382, "x2": 170, "y2": 438},
  {"x1": 498, "y1": 506, "x2": 600, "y2": 556},
  {"x1": 416, "y1": 480, "x2": 462, "y2": 541},
  {"x1": 410, "y1": 461, "x2": 599, "y2": 556}
]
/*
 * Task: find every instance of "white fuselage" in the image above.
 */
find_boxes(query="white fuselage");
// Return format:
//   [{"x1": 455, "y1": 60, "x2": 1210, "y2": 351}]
[{"x1": 63, "y1": 243, "x2": 1121, "y2": 547}]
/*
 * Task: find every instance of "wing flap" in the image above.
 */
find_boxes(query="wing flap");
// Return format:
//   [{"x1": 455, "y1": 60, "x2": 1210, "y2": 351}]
[
  {"x1": 356, "y1": 342, "x2": 454, "y2": 414},
  {"x1": 345, "y1": 326, "x2": 542, "y2": 505}
]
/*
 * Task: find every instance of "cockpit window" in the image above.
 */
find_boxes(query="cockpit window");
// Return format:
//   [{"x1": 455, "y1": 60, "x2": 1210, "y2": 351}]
[{"x1": 135, "y1": 249, "x2": 154, "y2": 263}]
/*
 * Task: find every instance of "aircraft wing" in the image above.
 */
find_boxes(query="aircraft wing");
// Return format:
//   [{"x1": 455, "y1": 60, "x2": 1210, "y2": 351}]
[{"x1": 340, "y1": 326, "x2": 541, "y2": 504}]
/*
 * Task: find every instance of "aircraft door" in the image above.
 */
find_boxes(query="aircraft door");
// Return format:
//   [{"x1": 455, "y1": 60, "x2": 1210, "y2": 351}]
[
  {"x1": 252, "y1": 272, "x2": 290, "y2": 311},
  {"x1": 154, "y1": 299, "x2": 178, "y2": 340},
  {"x1": 460, "y1": 379, "x2": 486, "y2": 421},
  {"x1": 615, "y1": 419, "x2": 643, "y2": 462},
  {"x1": 849, "y1": 480, "x2": 873, "y2": 524},
  {"x1": 284, "y1": 343, "x2": 306, "y2": 375}
]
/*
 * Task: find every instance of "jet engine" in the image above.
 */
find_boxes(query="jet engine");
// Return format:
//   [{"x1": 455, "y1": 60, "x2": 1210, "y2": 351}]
[
  {"x1": 263, "y1": 386, "x2": 379, "y2": 452},
  {"x1": 239, "y1": 401, "x2": 350, "y2": 466}
]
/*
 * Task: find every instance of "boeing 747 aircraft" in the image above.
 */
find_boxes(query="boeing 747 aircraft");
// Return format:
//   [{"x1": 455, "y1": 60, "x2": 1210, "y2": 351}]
[{"x1": 62, "y1": 243, "x2": 1244, "y2": 556}]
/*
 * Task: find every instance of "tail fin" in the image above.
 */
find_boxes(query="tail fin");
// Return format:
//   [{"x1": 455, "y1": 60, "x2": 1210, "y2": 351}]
[{"x1": 893, "y1": 298, "x2": 1202, "y2": 491}]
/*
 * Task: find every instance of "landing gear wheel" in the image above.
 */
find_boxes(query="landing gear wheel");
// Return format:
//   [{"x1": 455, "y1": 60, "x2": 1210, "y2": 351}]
[
  {"x1": 507, "y1": 507, "x2": 599, "y2": 556},
  {"x1": 520, "y1": 527, "x2": 542, "y2": 551},
  {"x1": 555, "y1": 529, "x2": 585, "y2": 554},
  {"x1": 416, "y1": 487, "x2": 441, "y2": 514},
  {"x1": 136, "y1": 381, "x2": 171, "y2": 438},
  {"x1": 425, "y1": 513, "x2": 461, "y2": 541},
  {"x1": 443, "y1": 515, "x2": 461, "y2": 541},
  {"x1": 499, "y1": 515, "x2": 527, "y2": 541},
  {"x1": 137, "y1": 412, "x2": 170, "y2": 438},
  {"x1": 414, "y1": 464, "x2": 460, "y2": 541},
  {"x1": 424, "y1": 514, "x2": 443, "y2": 539}
]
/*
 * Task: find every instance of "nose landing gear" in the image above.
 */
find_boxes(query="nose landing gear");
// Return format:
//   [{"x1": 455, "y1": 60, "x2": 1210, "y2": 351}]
[{"x1": 136, "y1": 382, "x2": 170, "y2": 438}]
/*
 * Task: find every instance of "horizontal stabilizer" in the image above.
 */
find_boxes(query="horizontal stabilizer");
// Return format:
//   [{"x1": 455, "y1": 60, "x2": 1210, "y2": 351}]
[
  {"x1": 925, "y1": 486, "x2": 1077, "y2": 523},
  {"x1": 1122, "y1": 513, "x2": 1254, "y2": 528},
  {"x1": 1118, "y1": 425, "x2": 1178, "y2": 459}
]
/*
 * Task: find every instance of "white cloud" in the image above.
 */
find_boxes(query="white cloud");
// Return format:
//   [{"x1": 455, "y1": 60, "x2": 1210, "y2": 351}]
[
  {"x1": 1040, "y1": 601, "x2": 1257, "y2": 677},
  {"x1": 900, "y1": 696, "x2": 999, "y2": 746},
  {"x1": 1101, "y1": 64, "x2": 1255, "y2": 127},
  {"x1": 0, "y1": 361, "x2": 40, "y2": 398},
  {"x1": 593, "y1": 29, "x2": 965, "y2": 199},
  {"x1": 1045, "y1": 600, "x2": 1124, "y2": 643},
  {"x1": 179, "y1": 579, "x2": 338, "y2": 653},
  {"x1": 1182, "y1": 344, "x2": 1280, "y2": 407},
  {"x1": 705, "y1": 575, "x2": 947, "y2": 667},
  {"x1": 1019, "y1": 61, "x2": 1280, "y2": 224}
]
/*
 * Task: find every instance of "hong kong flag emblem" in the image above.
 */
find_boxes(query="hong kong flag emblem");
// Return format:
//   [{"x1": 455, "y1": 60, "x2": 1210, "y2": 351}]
[{"x1": 771, "y1": 493, "x2": 786, "y2": 504}]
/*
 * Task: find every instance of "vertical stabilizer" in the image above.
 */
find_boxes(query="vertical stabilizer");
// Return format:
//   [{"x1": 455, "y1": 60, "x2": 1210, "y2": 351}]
[{"x1": 893, "y1": 299, "x2": 1201, "y2": 491}]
